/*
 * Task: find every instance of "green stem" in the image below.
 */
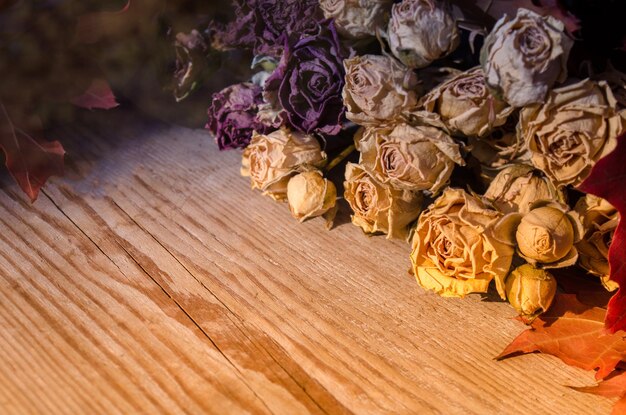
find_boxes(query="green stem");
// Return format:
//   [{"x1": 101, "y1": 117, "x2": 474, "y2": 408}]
[{"x1": 324, "y1": 144, "x2": 356, "y2": 173}]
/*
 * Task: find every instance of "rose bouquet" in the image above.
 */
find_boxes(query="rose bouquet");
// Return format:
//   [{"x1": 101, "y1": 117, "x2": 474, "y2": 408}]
[{"x1": 197, "y1": 0, "x2": 626, "y2": 410}]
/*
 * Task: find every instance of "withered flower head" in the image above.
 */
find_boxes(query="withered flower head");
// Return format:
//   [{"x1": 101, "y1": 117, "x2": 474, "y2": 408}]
[
  {"x1": 287, "y1": 170, "x2": 337, "y2": 222},
  {"x1": 241, "y1": 128, "x2": 326, "y2": 201},
  {"x1": 575, "y1": 194, "x2": 620, "y2": 291},
  {"x1": 320, "y1": 0, "x2": 393, "y2": 39},
  {"x1": 387, "y1": 0, "x2": 459, "y2": 69},
  {"x1": 344, "y1": 162, "x2": 423, "y2": 239},
  {"x1": 343, "y1": 54, "x2": 419, "y2": 126},
  {"x1": 410, "y1": 188, "x2": 514, "y2": 298},
  {"x1": 520, "y1": 79, "x2": 625, "y2": 187},
  {"x1": 481, "y1": 8, "x2": 573, "y2": 107},
  {"x1": 505, "y1": 264, "x2": 557, "y2": 322},
  {"x1": 356, "y1": 123, "x2": 464, "y2": 194}
]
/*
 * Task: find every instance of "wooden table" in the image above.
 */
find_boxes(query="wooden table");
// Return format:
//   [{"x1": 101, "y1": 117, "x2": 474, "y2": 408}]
[{"x1": 0, "y1": 110, "x2": 613, "y2": 414}]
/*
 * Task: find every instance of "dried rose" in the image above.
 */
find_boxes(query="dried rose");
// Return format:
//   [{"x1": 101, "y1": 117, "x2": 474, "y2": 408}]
[
  {"x1": 206, "y1": 82, "x2": 267, "y2": 150},
  {"x1": 468, "y1": 117, "x2": 527, "y2": 171},
  {"x1": 344, "y1": 162, "x2": 422, "y2": 239},
  {"x1": 320, "y1": 0, "x2": 393, "y2": 39},
  {"x1": 241, "y1": 128, "x2": 326, "y2": 201},
  {"x1": 287, "y1": 170, "x2": 337, "y2": 222},
  {"x1": 575, "y1": 194, "x2": 620, "y2": 291},
  {"x1": 387, "y1": 0, "x2": 459, "y2": 69},
  {"x1": 210, "y1": 0, "x2": 322, "y2": 57},
  {"x1": 410, "y1": 188, "x2": 514, "y2": 298},
  {"x1": 356, "y1": 123, "x2": 464, "y2": 194},
  {"x1": 480, "y1": 8, "x2": 573, "y2": 107},
  {"x1": 173, "y1": 30, "x2": 210, "y2": 102},
  {"x1": 417, "y1": 67, "x2": 513, "y2": 137},
  {"x1": 520, "y1": 79, "x2": 625, "y2": 187},
  {"x1": 343, "y1": 54, "x2": 419, "y2": 126},
  {"x1": 264, "y1": 22, "x2": 347, "y2": 135},
  {"x1": 484, "y1": 165, "x2": 564, "y2": 214},
  {"x1": 505, "y1": 264, "x2": 557, "y2": 322},
  {"x1": 495, "y1": 201, "x2": 583, "y2": 268}
]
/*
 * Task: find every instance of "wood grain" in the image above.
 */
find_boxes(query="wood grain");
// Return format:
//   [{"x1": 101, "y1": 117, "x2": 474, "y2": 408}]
[{"x1": 0, "y1": 110, "x2": 615, "y2": 414}]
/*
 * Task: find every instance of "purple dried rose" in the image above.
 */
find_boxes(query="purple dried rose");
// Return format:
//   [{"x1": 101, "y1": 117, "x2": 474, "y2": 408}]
[
  {"x1": 210, "y1": 0, "x2": 322, "y2": 57},
  {"x1": 206, "y1": 82, "x2": 267, "y2": 150},
  {"x1": 264, "y1": 22, "x2": 347, "y2": 136}
]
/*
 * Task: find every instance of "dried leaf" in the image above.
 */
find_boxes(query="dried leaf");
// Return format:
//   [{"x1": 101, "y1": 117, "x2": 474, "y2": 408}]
[
  {"x1": 579, "y1": 134, "x2": 626, "y2": 333},
  {"x1": 497, "y1": 294, "x2": 626, "y2": 380},
  {"x1": 71, "y1": 79, "x2": 119, "y2": 110},
  {"x1": 0, "y1": 102, "x2": 65, "y2": 201},
  {"x1": 572, "y1": 370, "x2": 626, "y2": 415}
]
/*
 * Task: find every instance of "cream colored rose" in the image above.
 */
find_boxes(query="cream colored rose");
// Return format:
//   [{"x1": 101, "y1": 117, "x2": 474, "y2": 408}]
[
  {"x1": 287, "y1": 170, "x2": 337, "y2": 222},
  {"x1": 505, "y1": 264, "x2": 557, "y2": 321},
  {"x1": 520, "y1": 79, "x2": 625, "y2": 187},
  {"x1": 418, "y1": 67, "x2": 513, "y2": 137},
  {"x1": 344, "y1": 162, "x2": 423, "y2": 239},
  {"x1": 410, "y1": 188, "x2": 514, "y2": 298},
  {"x1": 343, "y1": 54, "x2": 419, "y2": 126},
  {"x1": 480, "y1": 8, "x2": 573, "y2": 107},
  {"x1": 575, "y1": 194, "x2": 619, "y2": 291},
  {"x1": 495, "y1": 201, "x2": 583, "y2": 268},
  {"x1": 484, "y1": 165, "x2": 564, "y2": 214},
  {"x1": 356, "y1": 123, "x2": 464, "y2": 194},
  {"x1": 320, "y1": 0, "x2": 393, "y2": 39},
  {"x1": 241, "y1": 128, "x2": 326, "y2": 201},
  {"x1": 387, "y1": 0, "x2": 459, "y2": 69}
]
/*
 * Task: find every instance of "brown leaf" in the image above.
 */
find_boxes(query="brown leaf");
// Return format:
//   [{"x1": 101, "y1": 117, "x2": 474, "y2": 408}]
[
  {"x1": 0, "y1": 102, "x2": 65, "y2": 201},
  {"x1": 572, "y1": 371, "x2": 626, "y2": 415},
  {"x1": 71, "y1": 79, "x2": 119, "y2": 110},
  {"x1": 497, "y1": 294, "x2": 626, "y2": 380}
]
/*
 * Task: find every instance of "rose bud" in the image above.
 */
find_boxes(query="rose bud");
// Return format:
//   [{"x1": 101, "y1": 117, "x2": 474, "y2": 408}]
[
  {"x1": 344, "y1": 162, "x2": 423, "y2": 239},
  {"x1": 417, "y1": 67, "x2": 513, "y2": 137},
  {"x1": 410, "y1": 188, "x2": 514, "y2": 298},
  {"x1": 387, "y1": 0, "x2": 459, "y2": 69},
  {"x1": 356, "y1": 123, "x2": 464, "y2": 195},
  {"x1": 206, "y1": 82, "x2": 267, "y2": 150},
  {"x1": 287, "y1": 170, "x2": 337, "y2": 222},
  {"x1": 343, "y1": 54, "x2": 419, "y2": 127},
  {"x1": 495, "y1": 201, "x2": 584, "y2": 268},
  {"x1": 520, "y1": 79, "x2": 625, "y2": 187},
  {"x1": 320, "y1": 0, "x2": 393, "y2": 40},
  {"x1": 575, "y1": 194, "x2": 620, "y2": 291},
  {"x1": 505, "y1": 264, "x2": 557, "y2": 322},
  {"x1": 484, "y1": 165, "x2": 564, "y2": 214},
  {"x1": 480, "y1": 8, "x2": 573, "y2": 107},
  {"x1": 241, "y1": 128, "x2": 327, "y2": 201}
]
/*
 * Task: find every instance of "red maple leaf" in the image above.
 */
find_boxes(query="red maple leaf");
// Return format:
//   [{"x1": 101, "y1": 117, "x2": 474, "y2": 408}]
[
  {"x1": 572, "y1": 370, "x2": 626, "y2": 415},
  {"x1": 497, "y1": 294, "x2": 626, "y2": 380},
  {"x1": 579, "y1": 133, "x2": 626, "y2": 333},
  {"x1": 0, "y1": 102, "x2": 65, "y2": 201},
  {"x1": 71, "y1": 79, "x2": 119, "y2": 110}
]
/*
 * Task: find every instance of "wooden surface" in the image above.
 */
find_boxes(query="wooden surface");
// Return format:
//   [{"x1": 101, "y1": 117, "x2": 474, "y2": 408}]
[{"x1": 0, "y1": 110, "x2": 615, "y2": 414}]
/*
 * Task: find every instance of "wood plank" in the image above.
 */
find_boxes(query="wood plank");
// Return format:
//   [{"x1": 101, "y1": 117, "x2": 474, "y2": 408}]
[{"x1": 0, "y1": 109, "x2": 616, "y2": 414}]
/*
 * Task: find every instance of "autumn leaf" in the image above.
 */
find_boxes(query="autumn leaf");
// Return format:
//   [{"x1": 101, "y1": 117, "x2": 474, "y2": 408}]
[
  {"x1": 497, "y1": 294, "x2": 626, "y2": 380},
  {"x1": 0, "y1": 102, "x2": 65, "y2": 202},
  {"x1": 71, "y1": 79, "x2": 119, "y2": 110},
  {"x1": 579, "y1": 133, "x2": 626, "y2": 333},
  {"x1": 572, "y1": 370, "x2": 626, "y2": 415}
]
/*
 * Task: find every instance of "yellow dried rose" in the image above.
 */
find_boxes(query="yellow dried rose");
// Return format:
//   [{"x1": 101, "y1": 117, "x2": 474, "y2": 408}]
[
  {"x1": 505, "y1": 264, "x2": 557, "y2": 322},
  {"x1": 481, "y1": 8, "x2": 573, "y2": 107},
  {"x1": 575, "y1": 194, "x2": 619, "y2": 291},
  {"x1": 287, "y1": 170, "x2": 337, "y2": 223},
  {"x1": 520, "y1": 79, "x2": 625, "y2": 187},
  {"x1": 417, "y1": 67, "x2": 513, "y2": 137},
  {"x1": 495, "y1": 200, "x2": 584, "y2": 268},
  {"x1": 320, "y1": 0, "x2": 393, "y2": 39},
  {"x1": 387, "y1": 0, "x2": 459, "y2": 69},
  {"x1": 241, "y1": 128, "x2": 326, "y2": 201},
  {"x1": 356, "y1": 123, "x2": 464, "y2": 194},
  {"x1": 410, "y1": 188, "x2": 514, "y2": 298},
  {"x1": 484, "y1": 165, "x2": 564, "y2": 214},
  {"x1": 344, "y1": 162, "x2": 423, "y2": 239},
  {"x1": 468, "y1": 121, "x2": 527, "y2": 171},
  {"x1": 343, "y1": 54, "x2": 419, "y2": 126}
]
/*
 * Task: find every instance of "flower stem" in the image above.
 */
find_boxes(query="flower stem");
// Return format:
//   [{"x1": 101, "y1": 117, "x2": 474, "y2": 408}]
[{"x1": 324, "y1": 144, "x2": 356, "y2": 173}]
